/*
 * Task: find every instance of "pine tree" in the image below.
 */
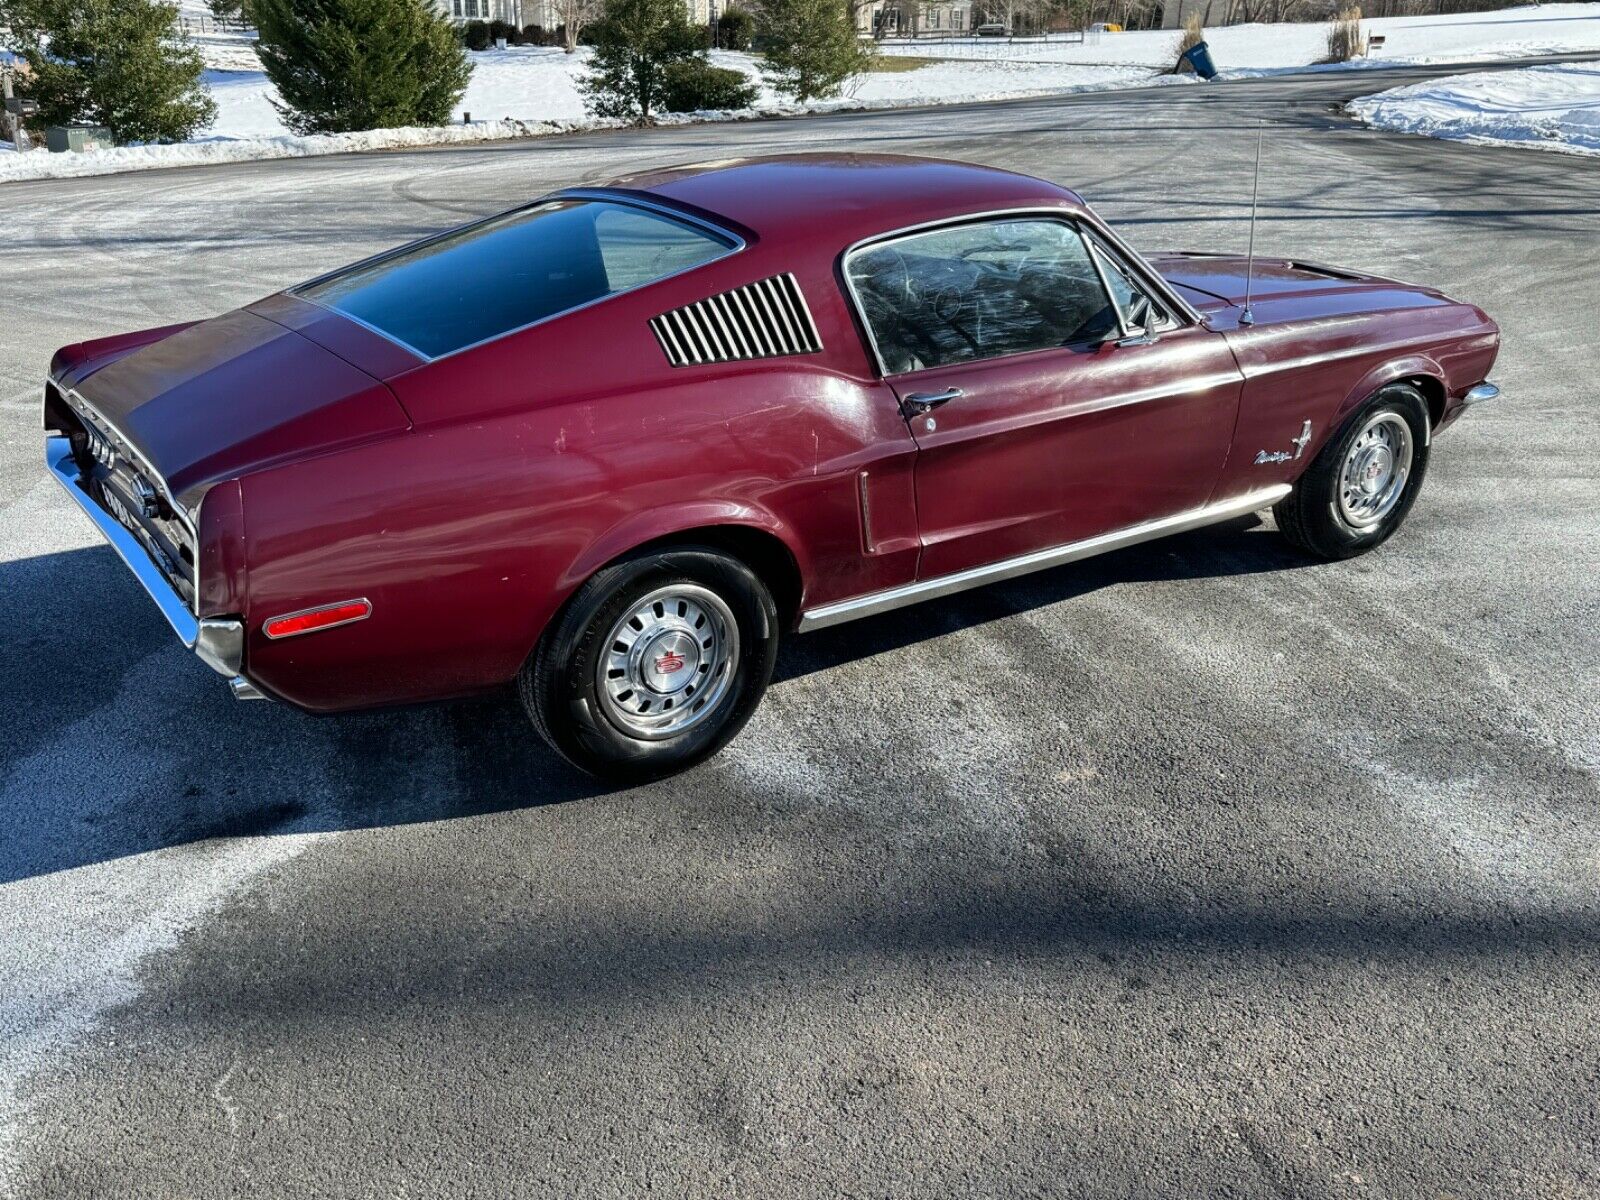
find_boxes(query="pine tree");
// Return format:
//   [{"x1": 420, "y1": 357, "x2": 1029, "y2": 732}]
[
  {"x1": 759, "y1": 0, "x2": 871, "y2": 103},
  {"x1": 0, "y1": 0, "x2": 216, "y2": 143},
  {"x1": 251, "y1": 0, "x2": 473, "y2": 134},
  {"x1": 579, "y1": 0, "x2": 703, "y2": 124}
]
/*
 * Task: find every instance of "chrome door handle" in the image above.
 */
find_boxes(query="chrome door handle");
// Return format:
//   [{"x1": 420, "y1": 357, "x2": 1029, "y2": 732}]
[{"x1": 901, "y1": 387, "x2": 963, "y2": 417}]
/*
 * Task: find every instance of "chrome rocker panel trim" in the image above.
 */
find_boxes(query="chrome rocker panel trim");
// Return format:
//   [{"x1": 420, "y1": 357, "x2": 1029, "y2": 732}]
[
  {"x1": 799, "y1": 484, "x2": 1293, "y2": 632},
  {"x1": 47, "y1": 434, "x2": 252, "y2": 692}
]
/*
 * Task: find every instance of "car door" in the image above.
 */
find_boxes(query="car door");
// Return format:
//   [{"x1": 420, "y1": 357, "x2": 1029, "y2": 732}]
[{"x1": 845, "y1": 215, "x2": 1244, "y2": 581}]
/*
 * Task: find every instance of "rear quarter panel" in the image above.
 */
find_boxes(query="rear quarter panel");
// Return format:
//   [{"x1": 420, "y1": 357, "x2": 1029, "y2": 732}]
[{"x1": 239, "y1": 247, "x2": 919, "y2": 712}]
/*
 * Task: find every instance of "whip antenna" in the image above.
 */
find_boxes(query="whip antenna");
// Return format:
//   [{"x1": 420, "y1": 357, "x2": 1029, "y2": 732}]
[{"x1": 1240, "y1": 119, "x2": 1264, "y2": 327}]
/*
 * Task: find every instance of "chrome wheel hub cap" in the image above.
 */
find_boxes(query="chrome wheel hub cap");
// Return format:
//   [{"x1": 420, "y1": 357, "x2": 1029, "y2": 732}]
[
  {"x1": 1337, "y1": 412, "x2": 1413, "y2": 530},
  {"x1": 597, "y1": 585, "x2": 739, "y2": 740}
]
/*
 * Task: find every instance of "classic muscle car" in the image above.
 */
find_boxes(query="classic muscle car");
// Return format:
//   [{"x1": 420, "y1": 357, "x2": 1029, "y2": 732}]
[{"x1": 45, "y1": 153, "x2": 1500, "y2": 779}]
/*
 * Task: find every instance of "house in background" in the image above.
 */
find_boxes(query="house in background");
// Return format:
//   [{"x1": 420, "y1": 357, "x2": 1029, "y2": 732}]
[
  {"x1": 435, "y1": 0, "x2": 718, "y2": 28},
  {"x1": 436, "y1": 0, "x2": 525, "y2": 24},
  {"x1": 856, "y1": 1, "x2": 977, "y2": 37},
  {"x1": 432, "y1": 0, "x2": 978, "y2": 38}
]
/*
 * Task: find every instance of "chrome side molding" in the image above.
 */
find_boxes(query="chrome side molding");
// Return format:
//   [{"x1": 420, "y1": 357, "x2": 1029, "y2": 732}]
[
  {"x1": 1462, "y1": 382, "x2": 1499, "y2": 406},
  {"x1": 798, "y1": 484, "x2": 1292, "y2": 632}
]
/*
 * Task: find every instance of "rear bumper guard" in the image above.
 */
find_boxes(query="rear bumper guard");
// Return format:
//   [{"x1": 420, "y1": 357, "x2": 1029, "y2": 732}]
[{"x1": 46, "y1": 435, "x2": 262, "y2": 700}]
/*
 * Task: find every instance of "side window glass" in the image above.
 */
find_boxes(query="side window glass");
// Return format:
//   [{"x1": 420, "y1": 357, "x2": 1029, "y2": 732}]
[
  {"x1": 594, "y1": 204, "x2": 730, "y2": 291},
  {"x1": 1089, "y1": 237, "x2": 1171, "y2": 331},
  {"x1": 847, "y1": 218, "x2": 1119, "y2": 374}
]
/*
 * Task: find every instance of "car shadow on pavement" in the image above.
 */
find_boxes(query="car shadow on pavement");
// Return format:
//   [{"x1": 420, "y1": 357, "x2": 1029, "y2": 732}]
[{"x1": 0, "y1": 515, "x2": 1307, "y2": 885}]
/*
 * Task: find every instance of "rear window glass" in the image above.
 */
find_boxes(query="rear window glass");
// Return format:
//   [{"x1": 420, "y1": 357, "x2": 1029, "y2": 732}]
[{"x1": 299, "y1": 199, "x2": 736, "y2": 359}]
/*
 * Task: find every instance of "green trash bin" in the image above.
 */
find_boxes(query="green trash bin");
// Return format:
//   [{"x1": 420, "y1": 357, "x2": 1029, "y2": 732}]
[{"x1": 45, "y1": 124, "x2": 114, "y2": 153}]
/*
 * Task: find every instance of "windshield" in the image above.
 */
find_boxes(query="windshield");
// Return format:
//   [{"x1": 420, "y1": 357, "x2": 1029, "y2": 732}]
[{"x1": 298, "y1": 199, "x2": 738, "y2": 359}]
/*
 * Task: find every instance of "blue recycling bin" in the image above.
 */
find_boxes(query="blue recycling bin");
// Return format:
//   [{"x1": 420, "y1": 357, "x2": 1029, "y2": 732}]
[{"x1": 1181, "y1": 40, "x2": 1217, "y2": 80}]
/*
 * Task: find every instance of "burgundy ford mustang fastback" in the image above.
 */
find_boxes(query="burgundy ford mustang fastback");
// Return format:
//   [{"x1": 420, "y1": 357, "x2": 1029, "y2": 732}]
[{"x1": 45, "y1": 153, "x2": 1500, "y2": 779}]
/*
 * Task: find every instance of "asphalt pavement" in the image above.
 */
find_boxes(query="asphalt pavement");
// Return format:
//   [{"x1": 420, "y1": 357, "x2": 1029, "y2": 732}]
[{"x1": 2, "y1": 59, "x2": 1598, "y2": 1198}]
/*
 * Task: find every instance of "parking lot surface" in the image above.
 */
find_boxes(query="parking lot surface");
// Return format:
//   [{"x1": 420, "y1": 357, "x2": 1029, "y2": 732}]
[{"x1": 2, "y1": 60, "x2": 1598, "y2": 1197}]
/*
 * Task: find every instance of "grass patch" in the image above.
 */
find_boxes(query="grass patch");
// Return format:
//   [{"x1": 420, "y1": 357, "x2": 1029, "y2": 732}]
[{"x1": 865, "y1": 55, "x2": 946, "y2": 72}]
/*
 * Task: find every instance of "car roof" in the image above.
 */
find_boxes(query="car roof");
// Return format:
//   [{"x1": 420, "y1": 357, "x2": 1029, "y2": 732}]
[{"x1": 591, "y1": 153, "x2": 1088, "y2": 249}]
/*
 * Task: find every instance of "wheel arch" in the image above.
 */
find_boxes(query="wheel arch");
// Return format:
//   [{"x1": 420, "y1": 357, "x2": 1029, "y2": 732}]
[
  {"x1": 556, "y1": 503, "x2": 810, "y2": 632},
  {"x1": 1334, "y1": 355, "x2": 1448, "y2": 435}
]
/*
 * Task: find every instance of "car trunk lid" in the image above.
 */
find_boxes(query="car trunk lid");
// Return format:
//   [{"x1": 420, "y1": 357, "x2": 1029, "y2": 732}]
[{"x1": 70, "y1": 306, "x2": 413, "y2": 508}]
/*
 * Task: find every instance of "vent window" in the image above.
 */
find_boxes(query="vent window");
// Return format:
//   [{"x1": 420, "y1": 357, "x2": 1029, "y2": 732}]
[{"x1": 651, "y1": 274, "x2": 822, "y2": 367}]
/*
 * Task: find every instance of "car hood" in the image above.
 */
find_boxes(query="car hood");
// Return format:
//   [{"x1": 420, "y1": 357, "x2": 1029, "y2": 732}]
[
  {"x1": 63, "y1": 306, "x2": 412, "y2": 508},
  {"x1": 1148, "y1": 252, "x2": 1447, "y2": 312}
]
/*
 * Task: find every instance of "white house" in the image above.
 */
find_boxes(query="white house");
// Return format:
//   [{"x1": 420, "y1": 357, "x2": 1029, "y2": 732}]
[
  {"x1": 436, "y1": 0, "x2": 976, "y2": 36},
  {"x1": 437, "y1": 0, "x2": 525, "y2": 24},
  {"x1": 854, "y1": 1, "x2": 977, "y2": 36}
]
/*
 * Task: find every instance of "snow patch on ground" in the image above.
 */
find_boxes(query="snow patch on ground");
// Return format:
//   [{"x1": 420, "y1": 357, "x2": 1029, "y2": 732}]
[
  {"x1": 0, "y1": 115, "x2": 611, "y2": 183},
  {"x1": 0, "y1": 54, "x2": 1187, "y2": 184},
  {"x1": 4, "y1": 3, "x2": 1598, "y2": 183},
  {"x1": 878, "y1": 3, "x2": 1600, "y2": 72},
  {"x1": 1349, "y1": 60, "x2": 1600, "y2": 156}
]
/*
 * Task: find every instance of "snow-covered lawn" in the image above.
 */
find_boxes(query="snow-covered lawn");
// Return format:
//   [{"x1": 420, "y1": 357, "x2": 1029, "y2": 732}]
[
  {"x1": 879, "y1": 2, "x2": 1600, "y2": 73},
  {"x1": 4, "y1": 2, "x2": 1599, "y2": 183},
  {"x1": 196, "y1": 45, "x2": 1177, "y2": 138},
  {"x1": 1348, "y1": 60, "x2": 1600, "y2": 156}
]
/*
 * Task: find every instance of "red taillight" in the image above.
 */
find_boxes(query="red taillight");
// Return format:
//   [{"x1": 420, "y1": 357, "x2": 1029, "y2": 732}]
[{"x1": 262, "y1": 598, "x2": 371, "y2": 640}]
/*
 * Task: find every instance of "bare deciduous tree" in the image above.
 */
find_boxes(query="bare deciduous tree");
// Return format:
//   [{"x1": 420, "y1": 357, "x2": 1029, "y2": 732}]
[{"x1": 558, "y1": 0, "x2": 606, "y2": 51}]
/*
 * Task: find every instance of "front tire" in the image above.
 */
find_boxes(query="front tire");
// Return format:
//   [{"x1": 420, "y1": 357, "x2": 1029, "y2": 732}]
[
  {"x1": 519, "y1": 547, "x2": 779, "y2": 782},
  {"x1": 1274, "y1": 384, "x2": 1431, "y2": 560}
]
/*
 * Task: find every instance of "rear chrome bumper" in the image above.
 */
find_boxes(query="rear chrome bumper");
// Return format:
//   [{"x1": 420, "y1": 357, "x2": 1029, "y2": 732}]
[
  {"x1": 1462, "y1": 382, "x2": 1500, "y2": 407},
  {"x1": 46, "y1": 434, "x2": 261, "y2": 699}
]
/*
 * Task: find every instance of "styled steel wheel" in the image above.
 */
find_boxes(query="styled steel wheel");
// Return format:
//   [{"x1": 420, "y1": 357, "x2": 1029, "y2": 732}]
[
  {"x1": 597, "y1": 585, "x2": 740, "y2": 740},
  {"x1": 1337, "y1": 411, "x2": 1413, "y2": 531},
  {"x1": 518, "y1": 546, "x2": 779, "y2": 782},
  {"x1": 1273, "y1": 384, "x2": 1431, "y2": 561}
]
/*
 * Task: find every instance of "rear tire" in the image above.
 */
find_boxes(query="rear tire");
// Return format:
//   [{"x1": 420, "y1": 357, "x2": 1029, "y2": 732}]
[
  {"x1": 1274, "y1": 384, "x2": 1431, "y2": 561},
  {"x1": 519, "y1": 547, "x2": 778, "y2": 782}
]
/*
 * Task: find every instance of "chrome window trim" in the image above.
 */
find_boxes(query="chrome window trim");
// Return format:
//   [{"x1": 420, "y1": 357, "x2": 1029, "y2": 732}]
[
  {"x1": 1086, "y1": 236, "x2": 1178, "y2": 337},
  {"x1": 59, "y1": 386, "x2": 202, "y2": 611},
  {"x1": 839, "y1": 205, "x2": 1203, "y2": 379},
  {"x1": 799, "y1": 484, "x2": 1292, "y2": 631},
  {"x1": 1085, "y1": 218, "x2": 1203, "y2": 326},
  {"x1": 292, "y1": 191, "x2": 746, "y2": 365},
  {"x1": 1082, "y1": 230, "x2": 1134, "y2": 340}
]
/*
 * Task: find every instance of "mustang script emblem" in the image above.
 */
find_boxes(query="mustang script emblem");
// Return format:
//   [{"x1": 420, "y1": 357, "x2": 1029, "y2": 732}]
[{"x1": 1256, "y1": 420, "x2": 1313, "y2": 465}]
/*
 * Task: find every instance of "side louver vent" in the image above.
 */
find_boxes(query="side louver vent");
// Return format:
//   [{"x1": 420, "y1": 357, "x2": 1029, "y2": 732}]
[{"x1": 650, "y1": 274, "x2": 822, "y2": 367}]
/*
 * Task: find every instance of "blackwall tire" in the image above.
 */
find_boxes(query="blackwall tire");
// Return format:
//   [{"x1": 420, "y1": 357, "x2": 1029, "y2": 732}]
[
  {"x1": 519, "y1": 547, "x2": 779, "y2": 782},
  {"x1": 1274, "y1": 384, "x2": 1432, "y2": 561}
]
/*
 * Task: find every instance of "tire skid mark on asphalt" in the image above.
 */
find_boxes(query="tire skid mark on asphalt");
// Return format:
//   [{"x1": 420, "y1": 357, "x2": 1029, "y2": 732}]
[
  {"x1": 1097, "y1": 553, "x2": 1600, "y2": 909},
  {"x1": 948, "y1": 522, "x2": 1600, "y2": 913}
]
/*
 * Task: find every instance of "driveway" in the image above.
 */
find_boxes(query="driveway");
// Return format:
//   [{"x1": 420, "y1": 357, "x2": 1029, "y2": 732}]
[{"x1": 2, "y1": 60, "x2": 1597, "y2": 1197}]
